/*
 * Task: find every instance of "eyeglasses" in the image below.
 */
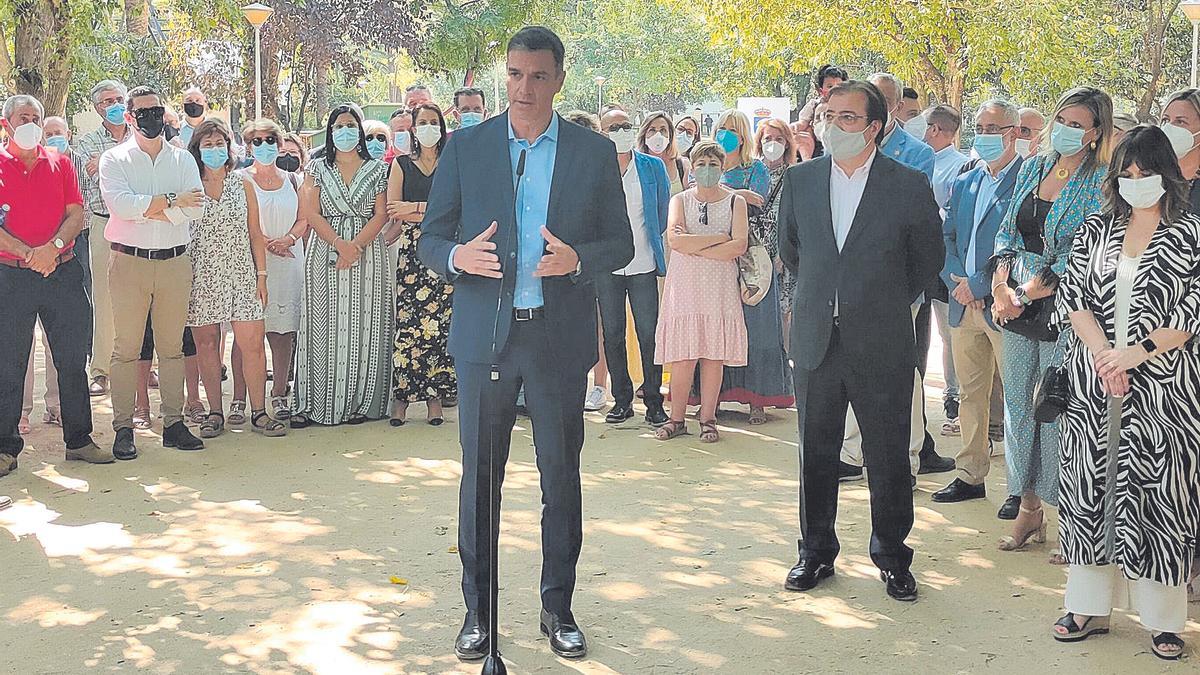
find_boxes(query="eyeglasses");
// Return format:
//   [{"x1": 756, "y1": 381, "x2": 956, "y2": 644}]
[
  {"x1": 364, "y1": 133, "x2": 388, "y2": 143},
  {"x1": 250, "y1": 137, "x2": 277, "y2": 146},
  {"x1": 821, "y1": 112, "x2": 870, "y2": 125},
  {"x1": 699, "y1": 202, "x2": 709, "y2": 227},
  {"x1": 97, "y1": 96, "x2": 124, "y2": 108},
  {"x1": 1018, "y1": 125, "x2": 1044, "y2": 137},
  {"x1": 975, "y1": 124, "x2": 1015, "y2": 135},
  {"x1": 606, "y1": 123, "x2": 634, "y2": 132}
]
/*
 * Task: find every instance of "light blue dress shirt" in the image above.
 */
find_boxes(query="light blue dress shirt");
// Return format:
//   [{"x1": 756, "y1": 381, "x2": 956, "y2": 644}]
[
  {"x1": 966, "y1": 156, "x2": 1019, "y2": 275},
  {"x1": 932, "y1": 145, "x2": 969, "y2": 212}
]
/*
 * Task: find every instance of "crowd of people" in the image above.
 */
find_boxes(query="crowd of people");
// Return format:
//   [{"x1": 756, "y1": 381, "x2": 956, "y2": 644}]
[{"x1": 1, "y1": 26, "x2": 1198, "y2": 661}]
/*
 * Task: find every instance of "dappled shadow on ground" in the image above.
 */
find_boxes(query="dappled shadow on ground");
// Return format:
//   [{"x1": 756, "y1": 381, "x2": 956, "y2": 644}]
[{"x1": 2, "y1": 383, "x2": 1198, "y2": 674}]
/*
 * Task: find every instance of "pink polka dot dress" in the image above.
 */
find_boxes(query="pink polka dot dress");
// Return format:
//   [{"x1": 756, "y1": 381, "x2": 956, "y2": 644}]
[{"x1": 654, "y1": 189, "x2": 748, "y2": 366}]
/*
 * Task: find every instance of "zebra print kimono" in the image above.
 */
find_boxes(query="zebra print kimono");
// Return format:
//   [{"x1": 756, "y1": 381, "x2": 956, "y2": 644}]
[{"x1": 1056, "y1": 212, "x2": 1200, "y2": 586}]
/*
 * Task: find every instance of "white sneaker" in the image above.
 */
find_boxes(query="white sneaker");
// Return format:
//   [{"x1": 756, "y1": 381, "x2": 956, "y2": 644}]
[{"x1": 584, "y1": 386, "x2": 607, "y2": 412}]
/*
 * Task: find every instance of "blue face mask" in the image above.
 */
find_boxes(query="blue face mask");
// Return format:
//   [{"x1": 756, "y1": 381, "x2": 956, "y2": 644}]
[
  {"x1": 973, "y1": 134, "x2": 1006, "y2": 163},
  {"x1": 200, "y1": 146, "x2": 229, "y2": 169},
  {"x1": 104, "y1": 103, "x2": 126, "y2": 126},
  {"x1": 715, "y1": 129, "x2": 740, "y2": 154},
  {"x1": 179, "y1": 123, "x2": 194, "y2": 146},
  {"x1": 252, "y1": 142, "x2": 279, "y2": 165},
  {"x1": 1050, "y1": 121, "x2": 1087, "y2": 157},
  {"x1": 366, "y1": 139, "x2": 387, "y2": 159},
  {"x1": 45, "y1": 136, "x2": 70, "y2": 153},
  {"x1": 332, "y1": 126, "x2": 360, "y2": 152},
  {"x1": 460, "y1": 112, "x2": 484, "y2": 128}
]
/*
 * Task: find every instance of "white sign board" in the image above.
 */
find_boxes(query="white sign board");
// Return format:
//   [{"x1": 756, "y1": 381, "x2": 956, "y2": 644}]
[{"x1": 737, "y1": 97, "x2": 792, "y2": 134}]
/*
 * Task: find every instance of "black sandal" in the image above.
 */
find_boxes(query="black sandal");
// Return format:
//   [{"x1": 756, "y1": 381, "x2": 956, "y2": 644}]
[
  {"x1": 251, "y1": 411, "x2": 287, "y2": 437},
  {"x1": 289, "y1": 413, "x2": 311, "y2": 429},
  {"x1": 199, "y1": 412, "x2": 225, "y2": 439},
  {"x1": 654, "y1": 420, "x2": 689, "y2": 440},
  {"x1": 346, "y1": 415, "x2": 369, "y2": 425},
  {"x1": 699, "y1": 420, "x2": 720, "y2": 443},
  {"x1": 1051, "y1": 612, "x2": 1109, "y2": 642},
  {"x1": 1152, "y1": 632, "x2": 1185, "y2": 660}
]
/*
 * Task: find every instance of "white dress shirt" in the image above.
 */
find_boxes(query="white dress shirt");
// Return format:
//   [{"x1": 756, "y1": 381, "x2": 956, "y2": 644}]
[
  {"x1": 932, "y1": 145, "x2": 969, "y2": 212},
  {"x1": 830, "y1": 150, "x2": 877, "y2": 315},
  {"x1": 615, "y1": 157, "x2": 655, "y2": 276},
  {"x1": 99, "y1": 138, "x2": 204, "y2": 249}
]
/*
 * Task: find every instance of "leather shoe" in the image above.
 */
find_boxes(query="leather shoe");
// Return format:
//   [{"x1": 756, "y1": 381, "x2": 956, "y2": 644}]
[
  {"x1": 113, "y1": 428, "x2": 138, "y2": 461},
  {"x1": 917, "y1": 449, "x2": 955, "y2": 474},
  {"x1": 644, "y1": 404, "x2": 669, "y2": 427},
  {"x1": 539, "y1": 609, "x2": 587, "y2": 659},
  {"x1": 997, "y1": 494, "x2": 1021, "y2": 520},
  {"x1": 784, "y1": 559, "x2": 834, "y2": 591},
  {"x1": 0, "y1": 453, "x2": 17, "y2": 478},
  {"x1": 881, "y1": 569, "x2": 918, "y2": 601},
  {"x1": 454, "y1": 611, "x2": 489, "y2": 661},
  {"x1": 931, "y1": 478, "x2": 986, "y2": 503},
  {"x1": 66, "y1": 441, "x2": 115, "y2": 464},
  {"x1": 605, "y1": 403, "x2": 634, "y2": 424},
  {"x1": 838, "y1": 461, "x2": 863, "y2": 482},
  {"x1": 163, "y1": 421, "x2": 204, "y2": 451}
]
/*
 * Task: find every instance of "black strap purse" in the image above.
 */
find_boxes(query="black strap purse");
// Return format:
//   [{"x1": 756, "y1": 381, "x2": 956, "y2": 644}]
[{"x1": 1033, "y1": 362, "x2": 1070, "y2": 422}]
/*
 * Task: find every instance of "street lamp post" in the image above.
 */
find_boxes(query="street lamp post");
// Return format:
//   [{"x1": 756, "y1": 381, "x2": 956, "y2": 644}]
[
  {"x1": 595, "y1": 76, "x2": 606, "y2": 114},
  {"x1": 241, "y1": 2, "x2": 274, "y2": 120},
  {"x1": 1183, "y1": 1, "x2": 1200, "y2": 88}
]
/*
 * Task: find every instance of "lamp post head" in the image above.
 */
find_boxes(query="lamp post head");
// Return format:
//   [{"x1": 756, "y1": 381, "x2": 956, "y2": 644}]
[
  {"x1": 595, "y1": 76, "x2": 607, "y2": 87},
  {"x1": 1183, "y1": 0, "x2": 1200, "y2": 22},
  {"x1": 241, "y1": 2, "x2": 274, "y2": 27}
]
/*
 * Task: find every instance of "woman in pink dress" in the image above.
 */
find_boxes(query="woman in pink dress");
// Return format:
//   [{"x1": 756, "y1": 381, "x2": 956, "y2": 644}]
[{"x1": 654, "y1": 141, "x2": 749, "y2": 443}]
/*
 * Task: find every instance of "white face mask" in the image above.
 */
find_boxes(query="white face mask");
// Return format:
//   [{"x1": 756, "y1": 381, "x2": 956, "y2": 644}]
[
  {"x1": 1161, "y1": 122, "x2": 1199, "y2": 158},
  {"x1": 903, "y1": 114, "x2": 928, "y2": 141},
  {"x1": 393, "y1": 131, "x2": 411, "y2": 154},
  {"x1": 609, "y1": 128, "x2": 637, "y2": 154},
  {"x1": 813, "y1": 120, "x2": 827, "y2": 143},
  {"x1": 1118, "y1": 174, "x2": 1165, "y2": 210},
  {"x1": 822, "y1": 122, "x2": 869, "y2": 161},
  {"x1": 676, "y1": 131, "x2": 694, "y2": 153},
  {"x1": 1015, "y1": 138, "x2": 1035, "y2": 159},
  {"x1": 645, "y1": 132, "x2": 669, "y2": 154},
  {"x1": 10, "y1": 122, "x2": 42, "y2": 151},
  {"x1": 414, "y1": 125, "x2": 442, "y2": 148},
  {"x1": 762, "y1": 140, "x2": 785, "y2": 162}
]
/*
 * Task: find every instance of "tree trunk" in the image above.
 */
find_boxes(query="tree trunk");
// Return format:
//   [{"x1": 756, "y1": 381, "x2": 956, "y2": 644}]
[
  {"x1": 1135, "y1": 2, "x2": 1179, "y2": 120},
  {"x1": 297, "y1": 61, "x2": 314, "y2": 131},
  {"x1": 0, "y1": 22, "x2": 15, "y2": 92},
  {"x1": 314, "y1": 56, "x2": 331, "y2": 126},
  {"x1": 14, "y1": 0, "x2": 72, "y2": 116},
  {"x1": 125, "y1": 0, "x2": 150, "y2": 37}
]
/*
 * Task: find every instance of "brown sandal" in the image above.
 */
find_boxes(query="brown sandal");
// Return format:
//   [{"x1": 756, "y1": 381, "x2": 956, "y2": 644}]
[
  {"x1": 654, "y1": 420, "x2": 689, "y2": 440},
  {"x1": 699, "y1": 420, "x2": 719, "y2": 443}
]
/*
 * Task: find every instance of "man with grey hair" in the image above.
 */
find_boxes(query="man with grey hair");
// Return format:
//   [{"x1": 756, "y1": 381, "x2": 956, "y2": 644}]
[
  {"x1": 404, "y1": 84, "x2": 433, "y2": 109},
  {"x1": 932, "y1": 98, "x2": 1024, "y2": 504},
  {"x1": 0, "y1": 94, "x2": 113, "y2": 478},
  {"x1": 75, "y1": 79, "x2": 131, "y2": 397},
  {"x1": 868, "y1": 73, "x2": 935, "y2": 179},
  {"x1": 179, "y1": 86, "x2": 208, "y2": 146},
  {"x1": 1016, "y1": 107, "x2": 1046, "y2": 159}
]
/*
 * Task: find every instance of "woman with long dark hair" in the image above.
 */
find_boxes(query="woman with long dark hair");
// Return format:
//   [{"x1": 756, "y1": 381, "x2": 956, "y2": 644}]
[{"x1": 292, "y1": 103, "x2": 392, "y2": 427}]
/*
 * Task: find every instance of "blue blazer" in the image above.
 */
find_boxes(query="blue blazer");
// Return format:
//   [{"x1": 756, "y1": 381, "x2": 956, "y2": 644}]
[
  {"x1": 630, "y1": 151, "x2": 671, "y2": 276},
  {"x1": 940, "y1": 157, "x2": 1024, "y2": 328},
  {"x1": 881, "y1": 125, "x2": 936, "y2": 182},
  {"x1": 416, "y1": 112, "x2": 634, "y2": 373}
]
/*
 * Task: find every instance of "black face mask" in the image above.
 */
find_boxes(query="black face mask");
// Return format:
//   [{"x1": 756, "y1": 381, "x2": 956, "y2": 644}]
[
  {"x1": 275, "y1": 154, "x2": 301, "y2": 173},
  {"x1": 183, "y1": 102, "x2": 205, "y2": 118},
  {"x1": 163, "y1": 125, "x2": 180, "y2": 141},
  {"x1": 134, "y1": 108, "x2": 166, "y2": 140}
]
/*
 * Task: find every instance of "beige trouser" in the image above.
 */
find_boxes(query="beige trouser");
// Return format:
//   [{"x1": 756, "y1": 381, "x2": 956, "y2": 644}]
[
  {"x1": 108, "y1": 250, "x2": 192, "y2": 430},
  {"x1": 89, "y1": 215, "x2": 114, "y2": 379},
  {"x1": 840, "y1": 306, "x2": 924, "y2": 477},
  {"x1": 23, "y1": 321, "x2": 60, "y2": 417},
  {"x1": 949, "y1": 306, "x2": 1005, "y2": 485}
]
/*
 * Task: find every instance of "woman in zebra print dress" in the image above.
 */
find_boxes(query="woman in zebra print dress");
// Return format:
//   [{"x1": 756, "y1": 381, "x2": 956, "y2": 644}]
[
  {"x1": 1052, "y1": 126, "x2": 1200, "y2": 659},
  {"x1": 292, "y1": 104, "x2": 393, "y2": 427}
]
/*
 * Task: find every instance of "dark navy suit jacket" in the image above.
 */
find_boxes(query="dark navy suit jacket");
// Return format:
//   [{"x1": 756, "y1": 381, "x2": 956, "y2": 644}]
[{"x1": 416, "y1": 112, "x2": 634, "y2": 374}]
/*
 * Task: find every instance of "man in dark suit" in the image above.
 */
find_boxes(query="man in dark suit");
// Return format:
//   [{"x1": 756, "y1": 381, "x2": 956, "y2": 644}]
[
  {"x1": 417, "y1": 26, "x2": 633, "y2": 661},
  {"x1": 778, "y1": 81, "x2": 944, "y2": 602}
]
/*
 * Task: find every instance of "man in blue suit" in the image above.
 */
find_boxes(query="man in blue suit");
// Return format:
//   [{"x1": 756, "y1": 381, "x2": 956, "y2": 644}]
[
  {"x1": 417, "y1": 26, "x2": 634, "y2": 661},
  {"x1": 869, "y1": 73, "x2": 935, "y2": 181},
  {"x1": 596, "y1": 106, "x2": 671, "y2": 426},
  {"x1": 931, "y1": 99, "x2": 1024, "y2": 504}
]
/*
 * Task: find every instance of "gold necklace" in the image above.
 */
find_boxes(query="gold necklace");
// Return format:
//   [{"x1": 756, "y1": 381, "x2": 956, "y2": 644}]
[{"x1": 1054, "y1": 164, "x2": 1070, "y2": 180}]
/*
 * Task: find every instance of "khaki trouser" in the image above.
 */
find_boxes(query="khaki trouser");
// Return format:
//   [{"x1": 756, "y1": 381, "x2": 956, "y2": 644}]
[
  {"x1": 949, "y1": 306, "x2": 1005, "y2": 485},
  {"x1": 89, "y1": 215, "x2": 114, "y2": 379},
  {"x1": 108, "y1": 250, "x2": 192, "y2": 430}
]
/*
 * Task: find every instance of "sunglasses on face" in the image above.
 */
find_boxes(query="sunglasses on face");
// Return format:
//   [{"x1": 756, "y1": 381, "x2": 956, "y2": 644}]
[
  {"x1": 607, "y1": 123, "x2": 634, "y2": 132},
  {"x1": 251, "y1": 136, "x2": 278, "y2": 146},
  {"x1": 364, "y1": 133, "x2": 388, "y2": 143}
]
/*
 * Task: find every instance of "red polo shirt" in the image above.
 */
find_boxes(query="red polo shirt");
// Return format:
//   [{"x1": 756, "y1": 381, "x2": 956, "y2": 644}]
[{"x1": 0, "y1": 143, "x2": 82, "y2": 261}]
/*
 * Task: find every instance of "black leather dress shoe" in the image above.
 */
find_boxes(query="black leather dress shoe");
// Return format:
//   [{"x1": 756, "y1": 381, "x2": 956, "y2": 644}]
[
  {"x1": 163, "y1": 421, "x2": 204, "y2": 451},
  {"x1": 931, "y1": 478, "x2": 986, "y2": 503},
  {"x1": 784, "y1": 559, "x2": 834, "y2": 591},
  {"x1": 881, "y1": 569, "x2": 918, "y2": 601},
  {"x1": 454, "y1": 611, "x2": 489, "y2": 661},
  {"x1": 917, "y1": 449, "x2": 955, "y2": 474},
  {"x1": 113, "y1": 428, "x2": 138, "y2": 461},
  {"x1": 644, "y1": 404, "x2": 669, "y2": 427},
  {"x1": 539, "y1": 609, "x2": 587, "y2": 658},
  {"x1": 605, "y1": 403, "x2": 634, "y2": 424},
  {"x1": 997, "y1": 494, "x2": 1021, "y2": 520},
  {"x1": 838, "y1": 461, "x2": 863, "y2": 482}
]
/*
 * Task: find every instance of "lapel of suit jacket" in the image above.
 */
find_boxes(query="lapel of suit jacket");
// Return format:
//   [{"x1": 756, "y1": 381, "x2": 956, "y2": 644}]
[
  {"x1": 840, "y1": 154, "x2": 889, "y2": 254},
  {"x1": 492, "y1": 112, "x2": 518, "y2": 256},
  {"x1": 812, "y1": 156, "x2": 838, "y2": 257},
  {"x1": 545, "y1": 114, "x2": 569, "y2": 239}
]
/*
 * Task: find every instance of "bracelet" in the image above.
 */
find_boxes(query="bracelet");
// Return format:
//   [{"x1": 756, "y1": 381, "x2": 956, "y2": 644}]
[
  {"x1": 257, "y1": 270, "x2": 267, "y2": 277},
  {"x1": 991, "y1": 281, "x2": 1008, "y2": 292},
  {"x1": 287, "y1": 233, "x2": 299, "y2": 243}
]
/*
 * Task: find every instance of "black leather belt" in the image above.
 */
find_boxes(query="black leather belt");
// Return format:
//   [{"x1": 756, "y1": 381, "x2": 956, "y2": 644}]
[
  {"x1": 110, "y1": 243, "x2": 187, "y2": 260},
  {"x1": 513, "y1": 307, "x2": 545, "y2": 321},
  {"x1": 0, "y1": 250, "x2": 75, "y2": 269},
  {"x1": 92, "y1": 212, "x2": 110, "y2": 218}
]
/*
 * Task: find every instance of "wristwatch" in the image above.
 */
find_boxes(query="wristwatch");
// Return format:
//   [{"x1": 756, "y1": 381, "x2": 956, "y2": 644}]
[
  {"x1": 165, "y1": 192, "x2": 177, "y2": 208},
  {"x1": 52, "y1": 238, "x2": 65, "y2": 250},
  {"x1": 1014, "y1": 288, "x2": 1032, "y2": 306},
  {"x1": 1140, "y1": 337, "x2": 1158, "y2": 355}
]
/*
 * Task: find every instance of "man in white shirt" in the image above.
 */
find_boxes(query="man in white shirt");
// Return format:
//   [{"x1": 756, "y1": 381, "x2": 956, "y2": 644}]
[
  {"x1": 595, "y1": 108, "x2": 670, "y2": 426},
  {"x1": 99, "y1": 85, "x2": 205, "y2": 459}
]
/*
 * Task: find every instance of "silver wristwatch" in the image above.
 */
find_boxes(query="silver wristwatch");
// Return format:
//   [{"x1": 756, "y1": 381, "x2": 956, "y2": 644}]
[{"x1": 165, "y1": 192, "x2": 177, "y2": 208}]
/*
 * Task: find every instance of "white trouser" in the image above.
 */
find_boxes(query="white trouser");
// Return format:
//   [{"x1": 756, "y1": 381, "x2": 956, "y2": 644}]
[{"x1": 1065, "y1": 564, "x2": 1186, "y2": 633}]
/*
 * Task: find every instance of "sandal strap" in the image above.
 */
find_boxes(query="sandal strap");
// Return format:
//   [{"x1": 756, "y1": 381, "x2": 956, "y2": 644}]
[
  {"x1": 206, "y1": 411, "x2": 225, "y2": 420},
  {"x1": 1153, "y1": 632, "x2": 1184, "y2": 647},
  {"x1": 252, "y1": 411, "x2": 282, "y2": 427}
]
